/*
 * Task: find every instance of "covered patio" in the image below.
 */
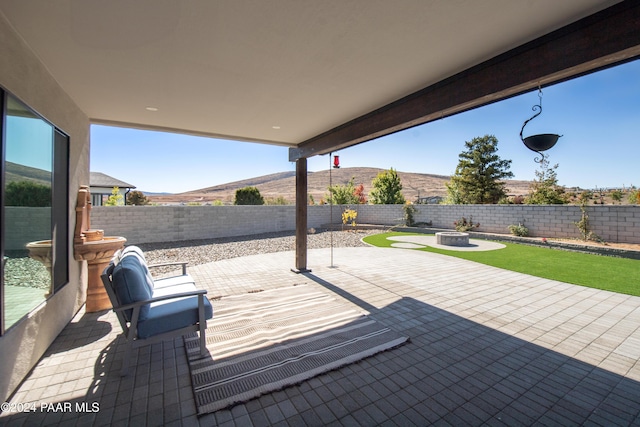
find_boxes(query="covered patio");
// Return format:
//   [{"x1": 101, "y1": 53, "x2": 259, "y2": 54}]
[
  {"x1": 3, "y1": 245, "x2": 639, "y2": 425},
  {"x1": 2, "y1": 0, "x2": 640, "y2": 421}
]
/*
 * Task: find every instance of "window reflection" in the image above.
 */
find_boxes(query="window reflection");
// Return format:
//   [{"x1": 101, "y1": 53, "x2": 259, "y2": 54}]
[{"x1": 3, "y1": 96, "x2": 53, "y2": 329}]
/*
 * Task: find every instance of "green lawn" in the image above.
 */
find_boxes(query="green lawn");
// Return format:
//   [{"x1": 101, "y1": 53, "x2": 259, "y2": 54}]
[{"x1": 363, "y1": 232, "x2": 640, "y2": 297}]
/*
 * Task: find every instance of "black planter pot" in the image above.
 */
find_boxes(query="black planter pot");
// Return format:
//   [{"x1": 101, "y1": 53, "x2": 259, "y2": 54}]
[{"x1": 522, "y1": 133, "x2": 560, "y2": 152}]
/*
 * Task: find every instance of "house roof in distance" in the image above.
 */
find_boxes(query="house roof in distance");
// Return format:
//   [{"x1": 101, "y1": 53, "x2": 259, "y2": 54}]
[{"x1": 90, "y1": 172, "x2": 136, "y2": 190}]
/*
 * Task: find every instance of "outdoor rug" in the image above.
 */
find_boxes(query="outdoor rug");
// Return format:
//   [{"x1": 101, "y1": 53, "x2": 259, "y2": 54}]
[{"x1": 184, "y1": 284, "x2": 409, "y2": 414}]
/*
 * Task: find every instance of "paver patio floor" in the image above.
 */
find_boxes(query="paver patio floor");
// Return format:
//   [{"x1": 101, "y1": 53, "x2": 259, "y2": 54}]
[{"x1": 2, "y1": 246, "x2": 639, "y2": 426}]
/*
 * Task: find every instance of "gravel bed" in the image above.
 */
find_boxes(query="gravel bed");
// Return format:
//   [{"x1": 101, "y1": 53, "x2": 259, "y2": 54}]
[
  {"x1": 138, "y1": 229, "x2": 382, "y2": 274},
  {"x1": 3, "y1": 229, "x2": 384, "y2": 288},
  {"x1": 4, "y1": 257, "x2": 51, "y2": 290}
]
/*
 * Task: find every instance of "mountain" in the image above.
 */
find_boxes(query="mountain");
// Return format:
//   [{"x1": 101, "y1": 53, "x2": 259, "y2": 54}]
[
  {"x1": 5, "y1": 161, "x2": 51, "y2": 185},
  {"x1": 147, "y1": 167, "x2": 533, "y2": 205}
]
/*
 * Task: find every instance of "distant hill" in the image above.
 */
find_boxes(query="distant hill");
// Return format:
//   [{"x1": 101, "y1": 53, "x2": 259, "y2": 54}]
[
  {"x1": 5, "y1": 161, "x2": 51, "y2": 186},
  {"x1": 147, "y1": 167, "x2": 533, "y2": 204},
  {"x1": 184, "y1": 171, "x2": 297, "y2": 194}
]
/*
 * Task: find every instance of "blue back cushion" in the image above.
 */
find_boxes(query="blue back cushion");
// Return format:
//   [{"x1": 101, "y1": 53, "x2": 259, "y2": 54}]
[
  {"x1": 112, "y1": 255, "x2": 153, "y2": 321},
  {"x1": 121, "y1": 246, "x2": 155, "y2": 290}
]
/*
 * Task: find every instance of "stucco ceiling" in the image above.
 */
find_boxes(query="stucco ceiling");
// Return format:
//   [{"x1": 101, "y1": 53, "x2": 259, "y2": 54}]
[{"x1": 0, "y1": 0, "x2": 621, "y2": 149}]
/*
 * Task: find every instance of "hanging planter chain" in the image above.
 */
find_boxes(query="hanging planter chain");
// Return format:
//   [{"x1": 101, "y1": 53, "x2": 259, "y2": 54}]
[
  {"x1": 519, "y1": 86, "x2": 561, "y2": 163},
  {"x1": 519, "y1": 87, "x2": 544, "y2": 143}
]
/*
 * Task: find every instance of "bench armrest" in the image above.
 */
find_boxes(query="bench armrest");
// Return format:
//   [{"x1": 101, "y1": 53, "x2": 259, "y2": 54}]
[
  {"x1": 147, "y1": 261, "x2": 188, "y2": 275},
  {"x1": 114, "y1": 289, "x2": 207, "y2": 312}
]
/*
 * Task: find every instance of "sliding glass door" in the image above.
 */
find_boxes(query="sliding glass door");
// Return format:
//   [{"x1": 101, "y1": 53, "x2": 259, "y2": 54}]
[{"x1": 1, "y1": 92, "x2": 69, "y2": 333}]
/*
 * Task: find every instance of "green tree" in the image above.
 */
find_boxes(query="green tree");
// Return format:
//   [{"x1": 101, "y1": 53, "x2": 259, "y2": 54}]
[
  {"x1": 127, "y1": 190, "x2": 150, "y2": 206},
  {"x1": 369, "y1": 168, "x2": 405, "y2": 204},
  {"x1": 442, "y1": 179, "x2": 465, "y2": 205},
  {"x1": 105, "y1": 186, "x2": 124, "y2": 206},
  {"x1": 234, "y1": 186, "x2": 264, "y2": 205},
  {"x1": 524, "y1": 155, "x2": 568, "y2": 204},
  {"x1": 5, "y1": 180, "x2": 51, "y2": 207},
  {"x1": 327, "y1": 177, "x2": 360, "y2": 205},
  {"x1": 447, "y1": 135, "x2": 513, "y2": 204}
]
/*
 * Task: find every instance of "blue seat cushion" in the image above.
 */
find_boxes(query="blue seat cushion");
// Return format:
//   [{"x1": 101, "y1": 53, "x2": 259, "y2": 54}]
[
  {"x1": 137, "y1": 296, "x2": 213, "y2": 339},
  {"x1": 111, "y1": 255, "x2": 153, "y2": 321}
]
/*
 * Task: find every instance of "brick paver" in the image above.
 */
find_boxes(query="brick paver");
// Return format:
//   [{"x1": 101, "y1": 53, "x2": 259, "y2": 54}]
[{"x1": 2, "y1": 246, "x2": 640, "y2": 426}]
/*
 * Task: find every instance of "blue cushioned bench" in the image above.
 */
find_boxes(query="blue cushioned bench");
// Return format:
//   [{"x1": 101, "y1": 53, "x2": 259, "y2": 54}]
[{"x1": 101, "y1": 246, "x2": 213, "y2": 375}]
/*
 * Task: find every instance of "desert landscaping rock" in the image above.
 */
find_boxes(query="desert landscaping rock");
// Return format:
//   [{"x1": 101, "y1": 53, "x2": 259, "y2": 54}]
[{"x1": 139, "y1": 229, "x2": 381, "y2": 275}]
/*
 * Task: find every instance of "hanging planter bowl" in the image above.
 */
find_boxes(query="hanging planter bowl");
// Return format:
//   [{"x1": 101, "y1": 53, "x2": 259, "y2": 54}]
[
  {"x1": 522, "y1": 133, "x2": 560, "y2": 153},
  {"x1": 519, "y1": 87, "x2": 561, "y2": 162}
]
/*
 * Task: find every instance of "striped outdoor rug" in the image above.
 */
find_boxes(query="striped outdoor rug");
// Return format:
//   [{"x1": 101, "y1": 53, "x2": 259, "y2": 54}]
[{"x1": 184, "y1": 284, "x2": 409, "y2": 414}]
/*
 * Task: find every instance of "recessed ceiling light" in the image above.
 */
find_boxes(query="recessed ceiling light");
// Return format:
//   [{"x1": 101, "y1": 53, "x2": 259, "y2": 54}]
[
  {"x1": 272, "y1": 125, "x2": 281, "y2": 129},
  {"x1": 145, "y1": 106, "x2": 159, "y2": 112}
]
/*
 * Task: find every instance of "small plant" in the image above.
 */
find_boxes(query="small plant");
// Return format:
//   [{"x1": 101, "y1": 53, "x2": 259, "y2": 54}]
[
  {"x1": 574, "y1": 201, "x2": 603, "y2": 242},
  {"x1": 342, "y1": 208, "x2": 358, "y2": 227},
  {"x1": 403, "y1": 202, "x2": 417, "y2": 226},
  {"x1": 454, "y1": 216, "x2": 479, "y2": 232},
  {"x1": 508, "y1": 222, "x2": 529, "y2": 237}
]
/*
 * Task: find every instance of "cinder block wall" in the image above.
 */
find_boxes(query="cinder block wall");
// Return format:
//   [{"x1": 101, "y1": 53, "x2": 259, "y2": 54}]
[
  {"x1": 92, "y1": 206, "x2": 296, "y2": 244},
  {"x1": 5, "y1": 207, "x2": 51, "y2": 250},
  {"x1": 92, "y1": 204, "x2": 640, "y2": 245},
  {"x1": 410, "y1": 204, "x2": 640, "y2": 242}
]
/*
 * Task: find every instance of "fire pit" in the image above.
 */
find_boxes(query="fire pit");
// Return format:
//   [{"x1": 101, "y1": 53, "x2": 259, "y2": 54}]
[{"x1": 436, "y1": 232, "x2": 469, "y2": 246}]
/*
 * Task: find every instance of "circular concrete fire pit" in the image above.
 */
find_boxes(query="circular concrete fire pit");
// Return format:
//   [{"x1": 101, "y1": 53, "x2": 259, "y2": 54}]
[{"x1": 436, "y1": 232, "x2": 470, "y2": 246}]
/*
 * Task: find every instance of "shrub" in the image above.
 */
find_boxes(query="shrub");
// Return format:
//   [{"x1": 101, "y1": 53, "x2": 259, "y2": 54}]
[
  {"x1": 403, "y1": 202, "x2": 417, "y2": 226},
  {"x1": 454, "y1": 216, "x2": 479, "y2": 232},
  {"x1": 127, "y1": 190, "x2": 150, "y2": 206},
  {"x1": 342, "y1": 208, "x2": 358, "y2": 227},
  {"x1": 354, "y1": 184, "x2": 367, "y2": 204},
  {"x1": 5, "y1": 180, "x2": 51, "y2": 207},
  {"x1": 610, "y1": 189, "x2": 623, "y2": 204},
  {"x1": 508, "y1": 222, "x2": 529, "y2": 237},
  {"x1": 628, "y1": 187, "x2": 640, "y2": 204},
  {"x1": 234, "y1": 186, "x2": 264, "y2": 205},
  {"x1": 265, "y1": 196, "x2": 288, "y2": 205},
  {"x1": 326, "y1": 177, "x2": 361, "y2": 205}
]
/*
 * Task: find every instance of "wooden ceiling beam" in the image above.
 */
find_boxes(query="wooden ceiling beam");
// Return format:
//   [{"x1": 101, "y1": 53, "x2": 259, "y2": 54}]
[{"x1": 289, "y1": 1, "x2": 640, "y2": 161}]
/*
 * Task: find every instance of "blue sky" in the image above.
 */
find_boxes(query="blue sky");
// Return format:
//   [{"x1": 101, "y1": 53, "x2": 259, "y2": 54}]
[
  {"x1": 6, "y1": 116, "x2": 53, "y2": 171},
  {"x1": 91, "y1": 59, "x2": 640, "y2": 194}
]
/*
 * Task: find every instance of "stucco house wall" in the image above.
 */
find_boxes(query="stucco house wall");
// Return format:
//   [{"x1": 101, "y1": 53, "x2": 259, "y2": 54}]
[{"x1": 0, "y1": 14, "x2": 90, "y2": 402}]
